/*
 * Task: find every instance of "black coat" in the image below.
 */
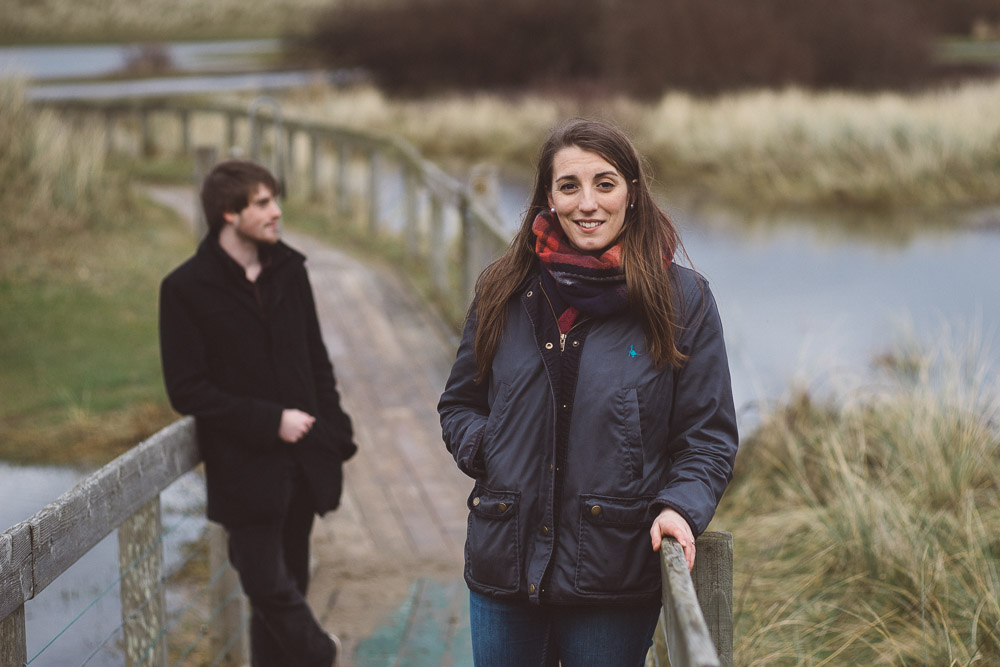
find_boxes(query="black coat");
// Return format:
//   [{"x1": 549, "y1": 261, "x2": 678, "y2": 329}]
[{"x1": 159, "y1": 237, "x2": 356, "y2": 526}]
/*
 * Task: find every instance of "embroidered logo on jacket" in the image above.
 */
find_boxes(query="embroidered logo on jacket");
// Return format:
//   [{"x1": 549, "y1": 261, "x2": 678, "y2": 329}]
[{"x1": 629, "y1": 344, "x2": 640, "y2": 358}]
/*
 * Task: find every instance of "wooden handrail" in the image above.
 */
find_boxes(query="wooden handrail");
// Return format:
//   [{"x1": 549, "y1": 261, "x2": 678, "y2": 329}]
[
  {"x1": 660, "y1": 531, "x2": 733, "y2": 667},
  {"x1": 0, "y1": 418, "x2": 250, "y2": 666},
  {"x1": 36, "y1": 97, "x2": 511, "y2": 315}
]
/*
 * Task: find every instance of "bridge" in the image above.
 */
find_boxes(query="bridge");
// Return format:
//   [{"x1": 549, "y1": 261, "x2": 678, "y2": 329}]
[{"x1": 1, "y1": 99, "x2": 732, "y2": 667}]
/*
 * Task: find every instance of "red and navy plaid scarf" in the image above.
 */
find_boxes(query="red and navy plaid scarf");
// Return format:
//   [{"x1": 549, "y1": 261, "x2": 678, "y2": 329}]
[{"x1": 532, "y1": 211, "x2": 629, "y2": 333}]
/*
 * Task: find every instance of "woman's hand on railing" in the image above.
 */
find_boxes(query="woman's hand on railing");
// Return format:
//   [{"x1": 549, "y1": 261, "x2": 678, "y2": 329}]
[{"x1": 650, "y1": 507, "x2": 696, "y2": 570}]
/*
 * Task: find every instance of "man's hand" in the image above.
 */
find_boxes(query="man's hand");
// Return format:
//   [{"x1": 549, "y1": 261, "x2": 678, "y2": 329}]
[
  {"x1": 650, "y1": 507, "x2": 696, "y2": 570},
  {"x1": 279, "y1": 409, "x2": 316, "y2": 443}
]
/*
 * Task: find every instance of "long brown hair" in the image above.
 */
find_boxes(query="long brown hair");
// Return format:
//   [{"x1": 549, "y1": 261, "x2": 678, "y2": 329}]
[{"x1": 471, "y1": 118, "x2": 687, "y2": 381}]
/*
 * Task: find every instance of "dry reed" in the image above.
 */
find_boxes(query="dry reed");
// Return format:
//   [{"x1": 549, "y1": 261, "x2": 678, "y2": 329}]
[
  {"x1": 718, "y1": 334, "x2": 1000, "y2": 664},
  {"x1": 267, "y1": 76, "x2": 1000, "y2": 211}
]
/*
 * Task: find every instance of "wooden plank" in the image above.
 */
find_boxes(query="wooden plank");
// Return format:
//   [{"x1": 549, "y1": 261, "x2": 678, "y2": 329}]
[
  {"x1": 353, "y1": 580, "x2": 420, "y2": 666},
  {"x1": 691, "y1": 532, "x2": 734, "y2": 667},
  {"x1": 0, "y1": 603, "x2": 26, "y2": 667},
  {"x1": 395, "y1": 578, "x2": 467, "y2": 667},
  {"x1": 30, "y1": 419, "x2": 199, "y2": 595},
  {"x1": 0, "y1": 522, "x2": 32, "y2": 621},
  {"x1": 119, "y1": 497, "x2": 167, "y2": 667},
  {"x1": 660, "y1": 538, "x2": 720, "y2": 667},
  {"x1": 209, "y1": 524, "x2": 248, "y2": 667}
]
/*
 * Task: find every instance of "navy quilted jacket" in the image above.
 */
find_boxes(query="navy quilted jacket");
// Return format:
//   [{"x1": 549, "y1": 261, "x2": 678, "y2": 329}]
[{"x1": 439, "y1": 265, "x2": 738, "y2": 605}]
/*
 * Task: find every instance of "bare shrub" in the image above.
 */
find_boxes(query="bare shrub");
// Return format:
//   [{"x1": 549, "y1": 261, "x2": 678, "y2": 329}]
[
  {"x1": 297, "y1": 0, "x2": 939, "y2": 96},
  {"x1": 910, "y1": 0, "x2": 1000, "y2": 35}
]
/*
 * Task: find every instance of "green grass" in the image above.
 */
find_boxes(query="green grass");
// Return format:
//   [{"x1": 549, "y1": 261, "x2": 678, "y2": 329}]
[
  {"x1": 0, "y1": 197, "x2": 194, "y2": 465},
  {"x1": 0, "y1": 79, "x2": 193, "y2": 465}
]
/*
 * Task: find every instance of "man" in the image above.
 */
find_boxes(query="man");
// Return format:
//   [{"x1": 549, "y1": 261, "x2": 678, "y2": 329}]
[{"x1": 159, "y1": 159, "x2": 355, "y2": 666}]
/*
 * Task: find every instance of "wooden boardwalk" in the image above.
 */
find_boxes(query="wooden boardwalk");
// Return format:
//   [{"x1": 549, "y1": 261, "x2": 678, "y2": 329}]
[{"x1": 145, "y1": 187, "x2": 475, "y2": 666}]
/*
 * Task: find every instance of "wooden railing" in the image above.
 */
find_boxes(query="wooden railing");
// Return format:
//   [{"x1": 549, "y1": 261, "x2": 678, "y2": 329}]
[
  {"x1": 12, "y1": 98, "x2": 735, "y2": 666},
  {"x1": 0, "y1": 419, "x2": 248, "y2": 667},
  {"x1": 659, "y1": 532, "x2": 733, "y2": 667},
  {"x1": 44, "y1": 98, "x2": 512, "y2": 314}
]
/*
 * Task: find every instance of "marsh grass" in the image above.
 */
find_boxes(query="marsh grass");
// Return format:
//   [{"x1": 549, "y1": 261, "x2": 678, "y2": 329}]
[
  {"x1": 268, "y1": 76, "x2": 1000, "y2": 213},
  {"x1": 0, "y1": 79, "x2": 191, "y2": 465},
  {"x1": 716, "y1": 338, "x2": 1000, "y2": 664}
]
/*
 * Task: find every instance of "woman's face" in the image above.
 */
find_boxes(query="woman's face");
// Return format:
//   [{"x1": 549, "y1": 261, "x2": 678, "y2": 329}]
[{"x1": 546, "y1": 145, "x2": 629, "y2": 254}]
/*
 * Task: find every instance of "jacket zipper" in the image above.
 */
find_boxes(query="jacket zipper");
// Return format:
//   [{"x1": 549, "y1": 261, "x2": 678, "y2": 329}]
[{"x1": 538, "y1": 282, "x2": 586, "y2": 352}]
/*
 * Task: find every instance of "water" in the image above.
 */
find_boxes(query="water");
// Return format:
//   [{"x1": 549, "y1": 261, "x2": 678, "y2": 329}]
[
  {"x1": 0, "y1": 463, "x2": 206, "y2": 666},
  {"x1": 679, "y1": 214, "x2": 1000, "y2": 418},
  {"x1": 0, "y1": 39, "x2": 281, "y2": 80},
  {"x1": 0, "y1": 39, "x2": 353, "y2": 102},
  {"x1": 487, "y1": 172, "x2": 1000, "y2": 420}
]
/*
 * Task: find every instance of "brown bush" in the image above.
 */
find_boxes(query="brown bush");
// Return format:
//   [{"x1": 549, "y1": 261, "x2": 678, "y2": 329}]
[
  {"x1": 294, "y1": 0, "x2": 941, "y2": 96},
  {"x1": 909, "y1": 0, "x2": 1000, "y2": 35}
]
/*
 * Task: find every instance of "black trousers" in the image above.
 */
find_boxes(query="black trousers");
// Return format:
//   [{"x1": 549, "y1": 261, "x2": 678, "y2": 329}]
[{"x1": 226, "y1": 475, "x2": 335, "y2": 667}]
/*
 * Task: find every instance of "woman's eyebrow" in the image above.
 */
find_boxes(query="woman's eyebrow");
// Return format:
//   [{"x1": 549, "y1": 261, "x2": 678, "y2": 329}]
[{"x1": 554, "y1": 170, "x2": 621, "y2": 182}]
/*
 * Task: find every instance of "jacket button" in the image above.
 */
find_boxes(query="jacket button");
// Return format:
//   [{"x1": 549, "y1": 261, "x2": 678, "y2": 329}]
[
  {"x1": 472, "y1": 497, "x2": 481, "y2": 507},
  {"x1": 591, "y1": 505, "x2": 602, "y2": 516},
  {"x1": 572, "y1": 340, "x2": 580, "y2": 347},
  {"x1": 542, "y1": 525, "x2": 549, "y2": 536},
  {"x1": 529, "y1": 584, "x2": 536, "y2": 593},
  {"x1": 526, "y1": 290, "x2": 533, "y2": 297},
  {"x1": 498, "y1": 502, "x2": 508, "y2": 513},
  {"x1": 545, "y1": 342, "x2": 554, "y2": 350}
]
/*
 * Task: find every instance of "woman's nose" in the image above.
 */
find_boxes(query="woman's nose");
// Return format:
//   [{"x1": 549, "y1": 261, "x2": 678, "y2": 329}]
[{"x1": 579, "y1": 187, "x2": 598, "y2": 211}]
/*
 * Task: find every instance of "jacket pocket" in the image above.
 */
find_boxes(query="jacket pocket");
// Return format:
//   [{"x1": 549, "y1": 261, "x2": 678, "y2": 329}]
[
  {"x1": 618, "y1": 387, "x2": 643, "y2": 481},
  {"x1": 575, "y1": 494, "x2": 660, "y2": 596},
  {"x1": 465, "y1": 485, "x2": 520, "y2": 593}
]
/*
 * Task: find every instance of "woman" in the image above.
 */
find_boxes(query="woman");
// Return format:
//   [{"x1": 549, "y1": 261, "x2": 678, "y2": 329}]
[{"x1": 438, "y1": 119, "x2": 738, "y2": 666}]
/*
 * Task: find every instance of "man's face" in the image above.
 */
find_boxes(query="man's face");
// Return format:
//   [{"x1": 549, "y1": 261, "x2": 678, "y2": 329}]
[{"x1": 224, "y1": 184, "x2": 282, "y2": 245}]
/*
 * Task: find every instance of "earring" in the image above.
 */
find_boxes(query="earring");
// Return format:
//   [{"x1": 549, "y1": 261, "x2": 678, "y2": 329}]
[
  {"x1": 629, "y1": 203, "x2": 635, "y2": 209},
  {"x1": 550, "y1": 207, "x2": 556, "y2": 214}
]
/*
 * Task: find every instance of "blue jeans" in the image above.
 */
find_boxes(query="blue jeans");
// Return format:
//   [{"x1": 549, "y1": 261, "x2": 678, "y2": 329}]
[{"x1": 469, "y1": 591, "x2": 661, "y2": 667}]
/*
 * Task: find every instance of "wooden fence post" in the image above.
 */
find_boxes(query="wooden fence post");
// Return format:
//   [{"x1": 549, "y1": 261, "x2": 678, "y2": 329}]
[
  {"x1": 0, "y1": 606, "x2": 27, "y2": 667},
  {"x1": 309, "y1": 131, "x2": 321, "y2": 201},
  {"x1": 428, "y1": 195, "x2": 448, "y2": 297},
  {"x1": 337, "y1": 142, "x2": 351, "y2": 218},
  {"x1": 691, "y1": 532, "x2": 733, "y2": 667},
  {"x1": 285, "y1": 127, "x2": 297, "y2": 198},
  {"x1": 118, "y1": 497, "x2": 167, "y2": 667},
  {"x1": 209, "y1": 525, "x2": 248, "y2": 667},
  {"x1": 459, "y1": 199, "x2": 478, "y2": 307},
  {"x1": 404, "y1": 166, "x2": 421, "y2": 259},
  {"x1": 104, "y1": 111, "x2": 116, "y2": 156},
  {"x1": 179, "y1": 109, "x2": 191, "y2": 155},
  {"x1": 140, "y1": 107, "x2": 154, "y2": 157},
  {"x1": 193, "y1": 146, "x2": 219, "y2": 239},
  {"x1": 366, "y1": 148, "x2": 380, "y2": 236}
]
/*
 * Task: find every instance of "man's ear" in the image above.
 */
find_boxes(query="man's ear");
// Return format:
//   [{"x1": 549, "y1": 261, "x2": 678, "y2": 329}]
[{"x1": 223, "y1": 210, "x2": 238, "y2": 225}]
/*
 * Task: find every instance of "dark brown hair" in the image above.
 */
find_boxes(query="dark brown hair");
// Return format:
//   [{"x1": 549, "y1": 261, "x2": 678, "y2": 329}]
[
  {"x1": 200, "y1": 159, "x2": 281, "y2": 235},
  {"x1": 471, "y1": 118, "x2": 686, "y2": 381}
]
